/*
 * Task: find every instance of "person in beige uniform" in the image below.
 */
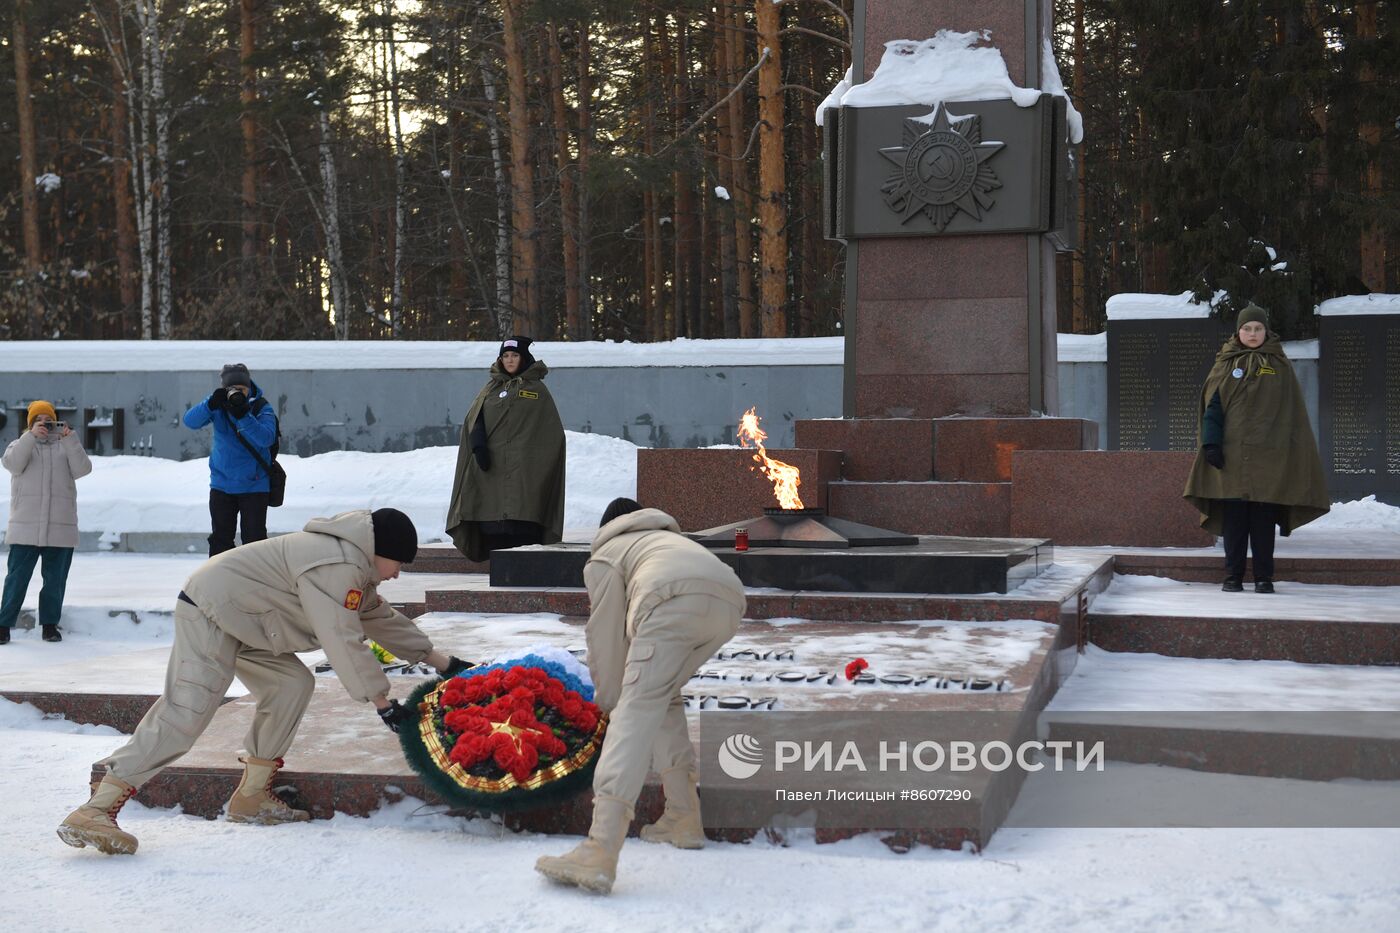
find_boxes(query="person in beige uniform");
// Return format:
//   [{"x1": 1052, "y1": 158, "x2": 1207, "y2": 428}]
[
  {"x1": 58, "y1": 508, "x2": 467, "y2": 855},
  {"x1": 536, "y1": 498, "x2": 745, "y2": 894}
]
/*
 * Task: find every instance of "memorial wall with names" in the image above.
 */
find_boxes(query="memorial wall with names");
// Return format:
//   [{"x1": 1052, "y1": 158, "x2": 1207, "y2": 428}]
[
  {"x1": 1320, "y1": 313, "x2": 1400, "y2": 505},
  {"x1": 1108, "y1": 318, "x2": 1230, "y2": 452}
]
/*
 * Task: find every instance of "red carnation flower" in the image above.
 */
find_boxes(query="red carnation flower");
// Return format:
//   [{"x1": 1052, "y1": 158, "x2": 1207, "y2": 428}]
[{"x1": 844, "y1": 658, "x2": 869, "y2": 681}]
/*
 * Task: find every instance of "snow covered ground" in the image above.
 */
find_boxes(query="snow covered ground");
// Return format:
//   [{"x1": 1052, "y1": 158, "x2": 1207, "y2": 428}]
[
  {"x1": 0, "y1": 431, "x2": 639, "y2": 546},
  {"x1": 1089, "y1": 573, "x2": 1400, "y2": 622},
  {"x1": 1050, "y1": 646, "x2": 1400, "y2": 712},
  {"x1": 4, "y1": 437, "x2": 1400, "y2": 929},
  {"x1": 4, "y1": 696, "x2": 1397, "y2": 933}
]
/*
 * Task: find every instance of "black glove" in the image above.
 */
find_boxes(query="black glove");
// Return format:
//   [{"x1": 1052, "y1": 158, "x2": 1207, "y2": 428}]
[
  {"x1": 226, "y1": 390, "x2": 251, "y2": 419},
  {"x1": 207, "y1": 388, "x2": 227, "y2": 411},
  {"x1": 442, "y1": 656, "x2": 476, "y2": 678},
  {"x1": 472, "y1": 446, "x2": 491, "y2": 471},
  {"x1": 377, "y1": 699, "x2": 416, "y2": 734},
  {"x1": 1203, "y1": 444, "x2": 1224, "y2": 469}
]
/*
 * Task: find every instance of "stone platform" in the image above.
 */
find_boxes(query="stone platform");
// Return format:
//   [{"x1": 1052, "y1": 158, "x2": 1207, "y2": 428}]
[
  {"x1": 85, "y1": 614, "x2": 1073, "y2": 851},
  {"x1": 1043, "y1": 711, "x2": 1400, "y2": 782},
  {"x1": 427, "y1": 549, "x2": 1111, "y2": 629},
  {"x1": 489, "y1": 535, "x2": 1053, "y2": 595}
]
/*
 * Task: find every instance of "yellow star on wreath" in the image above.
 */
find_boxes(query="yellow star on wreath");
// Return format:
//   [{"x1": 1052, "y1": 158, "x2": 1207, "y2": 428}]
[
  {"x1": 488, "y1": 713, "x2": 532, "y2": 754},
  {"x1": 878, "y1": 102, "x2": 1004, "y2": 232}
]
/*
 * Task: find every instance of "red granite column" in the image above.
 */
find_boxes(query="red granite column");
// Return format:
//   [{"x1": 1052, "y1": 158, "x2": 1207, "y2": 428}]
[{"x1": 850, "y1": 0, "x2": 1055, "y2": 418}]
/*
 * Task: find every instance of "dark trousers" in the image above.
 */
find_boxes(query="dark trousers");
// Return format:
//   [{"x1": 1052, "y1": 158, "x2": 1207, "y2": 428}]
[
  {"x1": 0, "y1": 545, "x2": 74, "y2": 628},
  {"x1": 1222, "y1": 500, "x2": 1277, "y2": 581},
  {"x1": 209, "y1": 489, "x2": 270, "y2": 557}
]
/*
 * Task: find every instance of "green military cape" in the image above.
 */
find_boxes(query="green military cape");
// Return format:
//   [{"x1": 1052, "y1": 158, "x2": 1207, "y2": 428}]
[
  {"x1": 446, "y1": 359, "x2": 566, "y2": 560},
  {"x1": 1183, "y1": 334, "x2": 1329, "y2": 536}
]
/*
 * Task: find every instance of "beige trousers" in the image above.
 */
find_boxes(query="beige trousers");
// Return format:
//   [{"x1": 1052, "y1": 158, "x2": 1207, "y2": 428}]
[
  {"x1": 101, "y1": 601, "x2": 316, "y2": 787},
  {"x1": 591, "y1": 593, "x2": 741, "y2": 806}
]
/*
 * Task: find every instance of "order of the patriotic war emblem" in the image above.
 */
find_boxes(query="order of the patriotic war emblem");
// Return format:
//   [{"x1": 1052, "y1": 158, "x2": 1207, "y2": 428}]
[{"x1": 879, "y1": 103, "x2": 1005, "y2": 232}]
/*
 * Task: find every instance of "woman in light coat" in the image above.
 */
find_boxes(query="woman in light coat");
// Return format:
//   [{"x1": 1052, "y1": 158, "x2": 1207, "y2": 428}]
[{"x1": 1, "y1": 401, "x2": 92, "y2": 644}]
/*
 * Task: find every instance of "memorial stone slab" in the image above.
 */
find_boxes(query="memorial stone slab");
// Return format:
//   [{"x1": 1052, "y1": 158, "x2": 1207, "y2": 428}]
[
  {"x1": 1106, "y1": 295, "x2": 1229, "y2": 451},
  {"x1": 1318, "y1": 298, "x2": 1400, "y2": 505}
]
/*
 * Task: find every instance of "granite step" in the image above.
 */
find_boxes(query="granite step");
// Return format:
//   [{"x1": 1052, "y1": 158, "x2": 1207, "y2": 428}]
[
  {"x1": 1110, "y1": 552, "x2": 1400, "y2": 587},
  {"x1": 1085, "y1": 612, "x2": 1400, "y2": 665},
  {"x1": 827, "y1": 480, "x2": 1012, "y2": 538},
  {"x1": 423, "y1": 551, "x2": 1114, "y2": 626},
  {"x1": 413, "y1": 545, "x2": 489, "y2": 575},
  {"x1": 1043, "y1": 711, "x2": 1400, "y2": 782},
  {"x1": 1085, "y1": 575, "x2": 1400, "y2": 665}
]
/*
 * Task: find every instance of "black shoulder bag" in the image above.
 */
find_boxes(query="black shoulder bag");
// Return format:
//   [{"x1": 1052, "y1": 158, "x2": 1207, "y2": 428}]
[{"x1": 226, "y1": 401, "x2": 286, "y2": 507}]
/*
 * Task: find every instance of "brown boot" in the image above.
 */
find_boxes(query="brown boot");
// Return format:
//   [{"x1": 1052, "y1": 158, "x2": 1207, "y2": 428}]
[
  {"x1": 535, "y1": 794, "x2": 633, "y2": 894},
  {"x1": 225, "y1": 756, "x2": 311, "y2": 825},
  {"x1": 639, "y1": 768, "x2": 706, "y2": 849},
  {"x1": 57, "y1": 774, "x2": 139, "y2": 855}
]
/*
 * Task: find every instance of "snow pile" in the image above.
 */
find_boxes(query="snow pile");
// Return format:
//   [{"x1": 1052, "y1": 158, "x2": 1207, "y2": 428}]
[
  {"x1": 1039, "y1": 39, "x2": 1084, "y2": 143},
  {"x1": 0, "y1": 697, "x2": 120, "y2": 736},
  {"x1": 1105, "y1": 291, "x2": 1217, "y2": 320},
  {"x1": 815, "y1": 67, "x2": 852, "y2": 127},
  {"x1": 0, "y1": 431, "x2": 638, "y2": 542},
  {"x1": 1308, "y1": 495, "x2": 1400, "y2": 533},
  {"x1": 1315, "y1": 294, "x2": 1400, "y2": 316},
  {"x1": 818, "y1": 29, "x2": 1084, "y2": 143},
  {"x1": 34, "y1": 173, "x2": 61, "y2": 194},
  {"x1": 1058, "y1": 332, "x2": 1107, "y2": 362},
  {"x1": 0, "y1": 336, "x2": 846, "y2": 372},
  {"x1": 1282, "y1": 338, "x2": 1318, "y2": 360}
]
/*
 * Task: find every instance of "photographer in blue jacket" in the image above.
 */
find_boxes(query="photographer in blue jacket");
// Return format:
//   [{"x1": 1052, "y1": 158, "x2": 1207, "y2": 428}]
[{"x1": 183, "y1": 363, "x2": 278, "y2": 556}]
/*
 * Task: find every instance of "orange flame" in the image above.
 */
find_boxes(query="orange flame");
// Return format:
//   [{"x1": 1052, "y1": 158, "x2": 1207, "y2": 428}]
[{"x1": 737, "y1": 407, "x2": 804, "y2": 510}]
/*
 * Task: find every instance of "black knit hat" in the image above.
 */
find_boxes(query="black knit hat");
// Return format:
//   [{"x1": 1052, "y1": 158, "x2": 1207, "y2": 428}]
[
  {"x1": 599, "y1": 497, "x2": 644, "y2": 528},
  {"x1": 1235, "y1": 304, "x2": 1268, "y2": 332},
  {"x1": 371, "y1": 508, "x2": 418, "y2": 563},
  {"x1": 220, "y1": 363, "x2": 252, "y2": 388},
  {"x1": 497, "y1": 335, "x2": 536, "y2": 372}
]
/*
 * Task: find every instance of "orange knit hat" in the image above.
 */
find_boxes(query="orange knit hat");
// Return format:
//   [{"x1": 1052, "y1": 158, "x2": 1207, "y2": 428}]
[{"x1": 26, "y1": 400, "x2": 56, "y2": 428}]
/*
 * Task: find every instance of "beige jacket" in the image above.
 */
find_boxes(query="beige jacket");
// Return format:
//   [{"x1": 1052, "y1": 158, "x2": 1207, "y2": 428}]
[
  {"x1": 182, "y1": 510, "x2": 434, "y2": 703},
  {"x1": 3, "y1": 431, "x2": 93, "y2": 549},
  {"x1": 583, "y1": 508, "x2": 746, "y2": 711}
]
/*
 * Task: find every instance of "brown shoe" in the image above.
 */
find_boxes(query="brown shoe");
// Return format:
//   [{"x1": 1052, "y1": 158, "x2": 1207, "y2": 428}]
[
  {"x1": 536, "y1": 795, "x2": 634, "y2": 894},
  {"x1": 639, "y1": 768, "x2": 706, "y2": 850},
  {"x1": 226, "y1": 756, "x2": 311, "y2": 825},
  {"x1": 58, "y1": 774, "x2": 139, "y2": 854}
]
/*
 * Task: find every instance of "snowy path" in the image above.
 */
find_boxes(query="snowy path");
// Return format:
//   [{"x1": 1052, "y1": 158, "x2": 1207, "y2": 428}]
[
  {"x1": 5, "y1": 697, "x2": 1397, "y2": 933},
  {"x1": 0, "y1": 552, "x2": 481, "y2": 614},
  {"x1": 1050, "y1": 645, "x2": 1400, "y2": 711},
  {"x1": 1089, "y1": 573, "x2": 1400, "y2": 622}
]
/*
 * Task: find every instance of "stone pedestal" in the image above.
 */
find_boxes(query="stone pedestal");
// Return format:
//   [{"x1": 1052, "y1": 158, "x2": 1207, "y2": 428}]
[
  {"x1": 637, "y1": 448, "x2": 843, "y2": 531},
  {"x1": 845, "y1": 1, "x2": 1059, "y2": 418},
  {"x1": 1009, "y1": 450, "x2": 1213, "y2": 547}
]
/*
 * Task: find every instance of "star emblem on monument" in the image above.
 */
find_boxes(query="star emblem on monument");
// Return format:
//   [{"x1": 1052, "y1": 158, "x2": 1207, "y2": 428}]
[{"x1": 878, "y1": 102, "x2": 1005, "y2": 231}]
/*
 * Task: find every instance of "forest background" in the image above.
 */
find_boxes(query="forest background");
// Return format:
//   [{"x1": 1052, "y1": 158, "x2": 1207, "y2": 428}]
[{"x1": 1, "y1": 0, "x2": 1396, "y2": 343}]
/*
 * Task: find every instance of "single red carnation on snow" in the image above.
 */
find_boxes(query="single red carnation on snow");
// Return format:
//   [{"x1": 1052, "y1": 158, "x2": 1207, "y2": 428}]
[{"x1": 844, "y1": 658, "x2": 869, "y2": 681}]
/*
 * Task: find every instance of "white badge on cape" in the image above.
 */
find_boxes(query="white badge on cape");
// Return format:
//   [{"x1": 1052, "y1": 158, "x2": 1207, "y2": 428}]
[
  {"x1": 498, "y1": 390, "x2": 508, "y2": 398},
  {"x1": 1231, "y1": 367, "x2": 1244, "y2": 379}
]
